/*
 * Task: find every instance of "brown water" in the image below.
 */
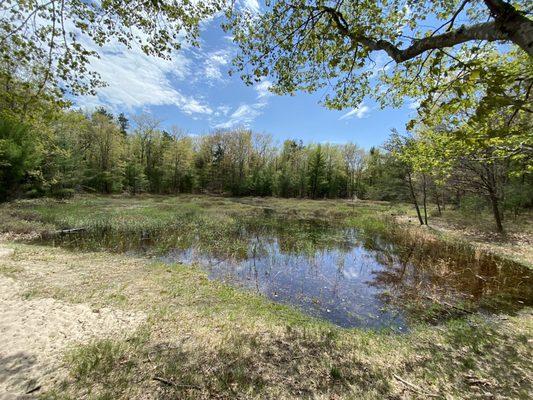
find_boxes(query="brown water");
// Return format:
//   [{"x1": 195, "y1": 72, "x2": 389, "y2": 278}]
[{"x1": 159, "y1": 221, "x2": 531, "y2": 330}]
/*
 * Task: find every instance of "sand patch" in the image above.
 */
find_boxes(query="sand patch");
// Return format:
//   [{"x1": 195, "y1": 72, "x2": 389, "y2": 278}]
[
  {"x1": 0, "y1": 248, "x2": 14, "y2": 259},
  {"x1": 0, "y1": 275, "x2": 145, "y2": 399}
]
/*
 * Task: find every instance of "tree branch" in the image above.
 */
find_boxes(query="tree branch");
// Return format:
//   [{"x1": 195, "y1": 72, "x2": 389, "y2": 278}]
[{"x1": 320, "y1": 5, "x2": 509, "y2": 63}]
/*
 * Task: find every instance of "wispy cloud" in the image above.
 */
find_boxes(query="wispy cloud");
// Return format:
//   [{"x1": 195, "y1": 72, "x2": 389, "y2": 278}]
[
  {"x1": 213, "y1": 103, "x2": 266, "y2": 129},
  {"x1": 241, "y1": 0, "x2": 260, "y2": 13},
  {"x1": 75, "y1": 39, "x2": 212, "y2": 116},
  {"x1": 408, "y1": 99, "x2": 421, "y2": 110},
  {"x1": 212, "y1": 79, "x2": 274, "y2": 129},
  {"x1": 339, "y1": 103, "x2": 371, "y2": 120},
  {"x1": 202, "y1": 49, "x2": 231, "y2": 82},
  {"x1": 255, "y1": 80, "x2": 273, "y2": 99}
]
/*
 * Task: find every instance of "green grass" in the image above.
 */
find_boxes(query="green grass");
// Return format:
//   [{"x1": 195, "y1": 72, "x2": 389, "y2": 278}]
[
  {"x1": 44, "y1": 255, "x2": 532, "y2": 399},
  {"x1": 0, "y1": 195, "x2": 531, "y2": 399}
]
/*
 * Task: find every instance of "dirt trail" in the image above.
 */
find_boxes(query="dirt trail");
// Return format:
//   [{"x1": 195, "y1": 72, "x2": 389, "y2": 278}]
[{"x1": 0, "y1": 247, "x2": 146, "y2": 399}]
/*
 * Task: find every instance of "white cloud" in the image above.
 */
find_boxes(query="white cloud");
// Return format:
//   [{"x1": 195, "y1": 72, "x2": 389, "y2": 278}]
[
  {"x1": 255, "y1": 80, "x2": 273, "y2": 99},
  {"x1": 339, "y1": 103, "x2": 371, "y2": 120},
  {"x1": 241, "y1": 0, "x2": 260, "y2": 13},
  {"x1": 203, "y1": 49, "x2": 231, "y2": 82},
  {"x1": 212, "y1": 79, "x2": 274, "y2": 128},
  {"x1": 75, "y1": 40, "x2": 212, "y2": 116},
  {"x1": 213, "y1": 103, "x2": 266, "y2": 129},
  {"x1": 408, "y1": 99, "x2": 421, "y2": 110},
  {"x1": 214, "y1": 105, "x2": 232, "y2": 117}
]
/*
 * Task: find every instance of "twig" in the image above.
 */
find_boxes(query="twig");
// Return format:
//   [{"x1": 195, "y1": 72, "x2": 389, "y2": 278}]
[
  {"x1": 423, "y1": 295, "x2": 473, "y2": 315},
  {"x1": 393, "y1": 374, "x2": 441, "y2": 398},
  {"x1": 25, "y1": 385, "x2": 41, "y2": 394},
  {"x1": 57, "y1": 227, "x2": 86, "y2": 234}
]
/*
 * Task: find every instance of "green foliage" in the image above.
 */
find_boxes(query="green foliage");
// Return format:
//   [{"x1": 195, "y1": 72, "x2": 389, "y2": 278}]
[
  {"x1": 503, "y1": 179, "x2": 533, "y2": 216},
  {"x1": 459, "y1": 195, "x2": 487, "y2": 216},
  {"x1": 0, "y1": 116, "x2": 40, "y2": 200},
  {"x1": 226, "y1": 1, "x2": 532, "y2": 110},
  {"x1": 0, "y1": 0, "x2": 223, "y2": 96},
  {"x1": 51, "y1": 188, "x2": 76, "y2": 200}
]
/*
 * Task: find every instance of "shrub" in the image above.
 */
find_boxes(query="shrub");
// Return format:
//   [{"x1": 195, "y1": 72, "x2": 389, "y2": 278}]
[
  {"x1": 459, "y1": 195, "x2": 487, "y2": 215},
  {"x1": 52, "y1": 188, "x2": 76, "y2": 199}
]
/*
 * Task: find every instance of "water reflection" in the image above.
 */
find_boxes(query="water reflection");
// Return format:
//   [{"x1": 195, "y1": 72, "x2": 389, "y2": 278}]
[
  {"x1": 160, "y1": 222, "x2": 531, "y2": 329},
  {"x1": 44, "y1": 218, "x2": 532, "y2": 329}
]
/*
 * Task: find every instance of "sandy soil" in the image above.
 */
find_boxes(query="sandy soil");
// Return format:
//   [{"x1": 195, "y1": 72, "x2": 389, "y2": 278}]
[{"x1": 0, "y1": 248, "x2": 146, "y2": 399}]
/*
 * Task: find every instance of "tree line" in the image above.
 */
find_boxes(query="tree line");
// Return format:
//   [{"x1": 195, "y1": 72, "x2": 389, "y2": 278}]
[
  {"x1": 0, "y1": 105, "x2": 407, "y2": 201},
  {"x1": 1, "y1": 95, "x2": 530, "y2": 235},
  {"x1": 1, "y1": 0, "x2": 531, "y2": 234}
]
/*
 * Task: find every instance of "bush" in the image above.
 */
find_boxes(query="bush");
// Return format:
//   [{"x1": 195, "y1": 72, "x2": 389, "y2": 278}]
[
  {"x1": 503, "y1": 181, "x2": 533, "y2": 216},
  {"x1": 25, "y1": 188, "x2": 45, "y2": 199},
  {"x1": 0, "y1": 116, "x2": 39, "y2": 201},
  {"x1": 51, "y1": 188, "x2": 76, "y2": 199}
]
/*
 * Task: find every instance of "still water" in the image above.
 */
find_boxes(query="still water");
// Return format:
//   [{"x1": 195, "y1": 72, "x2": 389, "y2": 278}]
[
  {"x1": 47, "y1": 218, "x2": 532, "y2": 330},
  {"x1": 159, "y1": 220, "x2": 532, "y2": 330}
]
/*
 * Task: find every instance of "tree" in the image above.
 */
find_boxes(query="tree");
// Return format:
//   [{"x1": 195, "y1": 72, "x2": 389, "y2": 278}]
[
  {"x1": 385, "y1": 133, "x2": 426, "y2": 225},
  {"x1": 407, "y1": 50, "x2": 532, "y2": 232},
  {"x1": 308, "y1": 144, "x2": 326, "y2": 198},
  {"x1": 342, "y1": 143, "x2": 366, "y2": 198},
  {"x1": 0, "y1": 0, "x2": 224, "y2": 97},
  {"x1": 227, "y1": 1, "x2": 532, "y2": 111},
  {"x1": 0, "y1": 116, "x2": 39, "y2": 200},
  {"x1": 163, "y1": 128, "x2": 195, "y2": 193},
  {"x1": 82, "y1": 112, "x2": 124, "y2": 193},
  {"x1": 118, "y1": 113, "x2": 129, "y2": 137}
]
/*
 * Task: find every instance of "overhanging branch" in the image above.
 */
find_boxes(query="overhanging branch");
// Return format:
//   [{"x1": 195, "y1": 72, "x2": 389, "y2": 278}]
[{"x1": 318, "y1": 5, "x2": 519, "y2": 63}]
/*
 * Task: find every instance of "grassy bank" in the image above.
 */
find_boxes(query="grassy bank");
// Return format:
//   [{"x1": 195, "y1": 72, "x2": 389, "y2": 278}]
[
  {"x1": 0, "y1": 195, "x2": 531, "y2": 399},
  {"x1": 1, "y1": 242, "x2": 531, "y2": 399},
  {"x1": 1, "y1": 194, "x2": 530, "y2": 266}
]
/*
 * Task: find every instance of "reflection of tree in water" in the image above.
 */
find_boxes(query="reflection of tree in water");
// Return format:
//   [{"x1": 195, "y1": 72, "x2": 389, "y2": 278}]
[
  {"x1": 366, "y1": 233, "x2": 532, "y2": 318},
  {"x1": 47, "y1": 215, "x2": 532, "y2": 327}
]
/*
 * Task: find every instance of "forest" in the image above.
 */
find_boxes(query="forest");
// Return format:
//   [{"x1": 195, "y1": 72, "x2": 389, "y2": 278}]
[
  {"x1": 0, "y1": 0, "x2": 532, "y2": 399},
  {"x1": 1, "y1": 91, "x2": 531, "y2": 233},
  {"x1": 1, "y1": 2, "x2": 531, "y2": 235}
]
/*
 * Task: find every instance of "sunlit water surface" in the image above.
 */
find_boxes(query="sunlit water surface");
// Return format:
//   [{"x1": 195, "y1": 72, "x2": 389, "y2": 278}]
[
  {"x1": 158, "y1": 224, "x2": 531, "y2": 330},
  {"x1": 45, "y1": 219, "x2": 532, "y2": 330}
]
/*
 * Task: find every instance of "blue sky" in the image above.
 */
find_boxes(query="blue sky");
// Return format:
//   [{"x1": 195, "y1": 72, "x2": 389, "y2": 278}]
[{"x1": 75, "y1": 5, "x2": 419, "y2": 150}]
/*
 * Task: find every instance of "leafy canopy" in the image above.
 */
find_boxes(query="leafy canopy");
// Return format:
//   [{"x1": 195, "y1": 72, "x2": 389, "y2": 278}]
[
  {"x1": 226, "y1": 0, "x2": 533, "y2": 109},
  {"x1": 0, "y1": 0, "x2": 224, "y2": 95}
]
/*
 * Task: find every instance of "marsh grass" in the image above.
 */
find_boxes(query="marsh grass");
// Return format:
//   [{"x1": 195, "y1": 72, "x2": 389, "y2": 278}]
[
  {"x1": 1, "y1": 195, "x2": 531, "y2": 398},
  {"x1": 1, "y1": 240, "x2": 531, "y2": 399},
  {"x1": 2, "y1": 195, "x2": 530, "y2": 321}
]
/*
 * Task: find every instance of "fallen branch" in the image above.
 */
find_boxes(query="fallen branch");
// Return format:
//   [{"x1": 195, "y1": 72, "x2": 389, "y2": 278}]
[
  {"x1": 25, "y1": 385, "x2": 41, "y2": 394},
  {"x1": 393, "y1": 374, "x2": 441, "y2": 398},
  {"x1": 423, "y1": 295, "x2": 474, "y2": 315},
  {"x1": 57, "y1": 227, "x2": 86, "y2": 234}
]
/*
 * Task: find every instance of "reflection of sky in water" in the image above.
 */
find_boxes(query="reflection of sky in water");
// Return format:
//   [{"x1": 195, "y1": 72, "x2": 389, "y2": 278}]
[
  {"x1": 51, "y1": 219, "x2": 531, "y2": 329},
  {"x1": 163, "y1": 236, "x2": 408, "y2": 330}
]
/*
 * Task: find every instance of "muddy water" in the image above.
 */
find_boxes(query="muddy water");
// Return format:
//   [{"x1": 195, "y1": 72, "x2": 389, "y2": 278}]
[{"x1": 45, "y1": 218, "x2": 532, "y2": 330}]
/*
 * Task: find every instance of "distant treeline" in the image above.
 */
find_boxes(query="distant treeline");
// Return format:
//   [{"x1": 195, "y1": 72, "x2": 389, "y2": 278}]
[
  {"x1": 2, "y1": 106, "x2": 532, "y2": 219},
  {"x1": 0, "y1": 108, "x2": 408, "y2": 201}
]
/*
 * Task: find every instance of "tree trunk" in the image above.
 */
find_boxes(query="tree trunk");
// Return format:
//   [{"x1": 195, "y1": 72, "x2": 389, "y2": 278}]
[
  {"x1": 422, "y1": 174, "x2": 428, "y2": 225},
  {"x1": 436, "y1": 193, "x2": 442, "y2": 216},
  {"x1": 483, "y1": 0, "x2": 533, "y2": 57},
  {"x1": 407, "y1": 171, "x2": 424, "y2": 225},
  {"x1": 488, "y1": 189, "x2": 504, "y2": 233}
]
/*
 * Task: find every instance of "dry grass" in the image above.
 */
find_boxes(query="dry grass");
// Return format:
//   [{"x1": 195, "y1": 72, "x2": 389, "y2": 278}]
[
  {"x1": 0, "y1": 243, "x2": 531, "y2": 399},
  {"x1": 0, "y1": 195, "x2": 531, "y2": 398}
]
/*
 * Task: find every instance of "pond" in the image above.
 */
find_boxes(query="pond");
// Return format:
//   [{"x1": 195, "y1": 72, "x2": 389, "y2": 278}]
[{"x1": 44, "y1": 217, "x2": 532, "y2": 330}]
